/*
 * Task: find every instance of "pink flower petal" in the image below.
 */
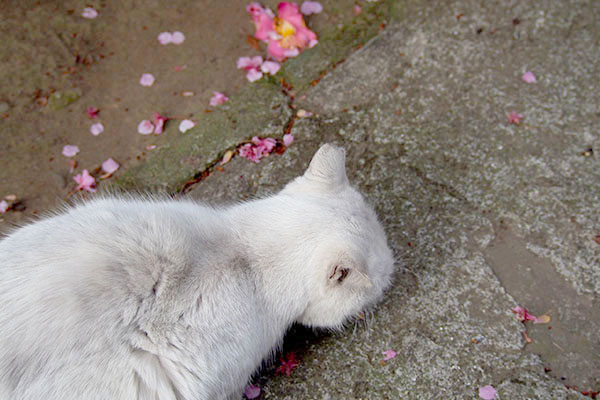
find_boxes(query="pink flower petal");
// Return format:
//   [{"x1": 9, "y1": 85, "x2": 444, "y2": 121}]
[
  {"x1": 237, "y1": 56, "x2": 264, "y2": 70},
  {"x1": 283, "y1": 48, "x2": 300, "y2": 58},
  {"x1": 140, "y1": 73, "x2": 155, "y2": 87},
  {"x1": 171, "y1": 31, "x2": 185, "y2": 44},
  {"x1": 73, "y1": 169, "x2": 96, "y2": 192},
  {"x1": 90, "y1": 122, "x2": 104, "y2": 136},
  {"x1": 62, "y1": 145, "x2": 80, "y2": 157},
  {"x1": 209, "y1": 92, "x2": 229, "y2": 106},
  {"x1": 86, "y1": 107, "x2": 99, "y2": 119},
  {"x1": 353, "y1": 5, "x2": 362, "y2": 15},
  {"x1": 0, "y1": 200, "x2": 8, "y2": 214},
  {"x1": 300, "y1": 1, "x2": 323, "y2": 15},
  {"x1": 101, "y1": 158, "x2": 119, "y2": 174},
  {"x1": 261, "y1": 61, "x2": 281, "y2": 75},
  {"x1": 137, "y1": 120, "x2": 154, "y2": 135},
  {"x1": 478, "y1": 385, "x2": 497, "y2": 400},
  {"x1": 146, "y1": 144, "x2": 157, "y2": 150},
  {"x1": 244, "y1": 384, "x2": 261, "y2": 399},
  {"x1": 522, "y1": 71, "x2": 537, "y2": 83},
  {"x1": 511, "y1": 306, "x2": 538, "y2": 322},
  {"x1": 158, "y1": 32, "x2": 173, "y2": 45},
  {"x1": 152, "y1": 112, "x2": 168, "y2": 134},
  {"x1": 383, "y1": 350, "x2": 397, "y2": 361},
  {"x1": 246, "y1": 69, "x2": 263, "y2": 82},
  {"x1": 283, "y1": 133, "x2": 294, "y2": 147},
  {"x1": 81, "y1": 7, "x2": 98, "y2": 19},
  {"x1": 178, "y1": 119, "x2": 196, "y2": 133},
  {"x1": 507, "y1": 111, "x2": 524, "y2": 125}
]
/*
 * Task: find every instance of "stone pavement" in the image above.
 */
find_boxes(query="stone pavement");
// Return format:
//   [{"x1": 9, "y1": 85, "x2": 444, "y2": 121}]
[{"x1": 127, "y1": 0, "x2": 599, "y2": 398}]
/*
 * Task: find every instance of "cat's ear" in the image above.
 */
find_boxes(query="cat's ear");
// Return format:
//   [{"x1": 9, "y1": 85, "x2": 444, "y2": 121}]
[
  {"x1": 303, "y1": 144, "x2": 349, "y2": 189},
  {"x1": 327, "y1": 264, "x2": 372, "y2": 289}
]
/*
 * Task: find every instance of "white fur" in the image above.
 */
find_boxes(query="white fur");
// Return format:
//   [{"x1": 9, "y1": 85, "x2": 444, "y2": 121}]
[{"x1": 0, "y1": 144, "x2": 394, "y2": 400}]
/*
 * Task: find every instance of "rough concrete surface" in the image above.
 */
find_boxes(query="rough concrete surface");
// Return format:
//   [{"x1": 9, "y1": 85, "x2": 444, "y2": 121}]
[
  {"x1": 2, "y1": 0, "x2": 599, "y2": 398},
  {"x1": 190, "y1": 0, "x2": 599, "y2": 398}
]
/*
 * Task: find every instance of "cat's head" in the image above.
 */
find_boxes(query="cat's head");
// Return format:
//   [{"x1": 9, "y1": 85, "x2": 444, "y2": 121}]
[{"x1": 282, "y1": 144, "x2": 395, "y2": 329}]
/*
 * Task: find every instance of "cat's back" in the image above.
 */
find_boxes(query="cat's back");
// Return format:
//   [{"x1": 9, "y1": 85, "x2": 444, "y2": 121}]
[{"x1": 0, "y1": 197, "x2": 229, "y2": 399}]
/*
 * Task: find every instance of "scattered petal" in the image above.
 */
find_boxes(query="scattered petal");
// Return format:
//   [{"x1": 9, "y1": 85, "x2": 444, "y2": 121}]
[
  {"x1": 239, "y1": 143, "x2": 259, "y2": 162},
  {"x1": 534, "y1": 314, "x2": 551, "y2": 324},
  {"x1": 296, "y1": 109, "x2": 313, "y2": 118},
  {"x1": 137, "y1": 120, "x2": 154, "y2": 135},
  {"x1": 275, "y1": 352, "x2": 299, "y2": 376},
  {"x1": 152, "y1": 112, "x2": 168, "y2": 134},
  {"x1": 210, "y1": 92, "x2": 229, "y2": 106},
  {"x1": 507, "y1": 111, "x2": 524, "y2": 125},
  {"x1": 522, "y1": 71, "x2": 537, "y2": 83},
  {"x1": 146, "y1": 144, "x2": 157, "y2": 150},
  {"x1": 300, "y1": 1, "x2": 323, "y2": 15},
  {"x1": 73, "y1": 169, "x2": 96, "y2": 192},
  {"x1": 261, "y1": 60, "x2": 281, "y2": 75},
  {"x1": 478, "y1": 385, "x2": 497, "y2": 400},
  {"x1": 81, "y1": 7, "x2": 98, "y2": 19},
  {"x1": 90, "y1": 122, "x2": 104, "y2": 136},
  {"x1": 0, "y1": 200, "x2": 8, "y2": 214},
  {"x1": 246, "y1": 69, "x2": 263, "y2": 82},
  {"x1": 283, "y1": 133, "x2": 294, "y2": 147},
  {"x1": 171, "y1": 31, "x2": 185, "y2": 44},
  {"x1": 158, "y1": 32, "x2": 173, "y2": 45},
  {"x1": 353, "y1": 5, "x2": 362, "y2": 15},
  {"x1": 178, "y1": 119, "x2": 196, "y2": 133},
  {"x1": 140, "y1": 73, "x2": 155, "y2": 87},
  {"x1": 173, "y1": 65, "x2": 188, "y2": 71},
  {"x1": 86, "y1": 107, "x2": 99, "y2": 119},
  {"x1": 62, "y1": 145, "x2": 80, "y2": 157},
  {"x1": 522, "y1": 330, "x2": 533, "y2": 343},
  {"x1": 512, "y1": 306, "x2": 538, "y2": 322},
  {"x1": 4, "y1": 194, "x2": 16, "y2": 202},
  {"x1": 244, "y1": 384, "x2": 261, "y2": 399},
  {"x1": 182, "y1": 91, "x2": 195, "y2": 96},
  {"x1": 101, "y1": 158, "x2": 119, "y2": 174},
  {"x1": 220, "y1": 150, "x2": 234, "y2": 165},
  {"x1": 252, "y1": 136, "x2": 276, "y2": 153},
  {"x1": 383, "y1": 350, "x2": 397, "y2": 361},
  {"x1": 237, "y1": 56, "x2": 264, "y2": 69}
]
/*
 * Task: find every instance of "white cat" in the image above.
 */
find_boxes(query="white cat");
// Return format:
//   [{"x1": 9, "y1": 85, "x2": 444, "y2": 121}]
[{"x1": 0, "y1": 144, "x2": 394, "y2": 400}]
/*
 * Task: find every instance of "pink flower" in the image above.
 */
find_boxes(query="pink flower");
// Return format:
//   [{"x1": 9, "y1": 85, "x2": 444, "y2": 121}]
[
  {"x1": 81, "y1": 7, "x2": 98, "y2": 19},
  {"x1": 62, "y1": 145, "x2": 79, "y2": 157},
  {"x1": 0, "y1": 200, "x2": 8, "y2": 214},
  {"x1": 137, "y1": 120, "x2": 154, "y2": 135},
  {"x1": 253, "y1": 136, "x2": 276, "y2": 153},
  {"x1": 247, "y1": 1, "x2": 318, "y2": 61},
  {"x1": 244, "y1": 384, "x2": 261, "y2": 399},
  {"x1": 275, "y1": 352, "x2": 299, "y2": 376},
  {"x1": 152, "y1": 112, "x2": 168, "y2": 134},
  {"x1": 73, "y1": 169, "x2": 96, "y2": 192},
  {"x1": 140, "y1": 73, "x2": 155, "y2": 87},
  {"x1": 210, "y1": 92, "x2": 229, "y2": 106},
  {"x1": 383, "y1": 350, "x2": 397, "y2": 361},
  {"x1": 239, "y1": 136, "x2": 277, "y2": 163},
  {"x1": 478, "y1": 385, "x2": 497, "y2": 400},
  {"x1": 283, "y1": 133, "x2": 294, "y2": 147},
  {"x1": 158, "y1": 32, "x2": 173, "y2": 45},
  {"x1": 90, "y1": 122, "x2": 104, "y2": 136},
  {"x1": 353, "y1": 5, "x2": 362, "y2": 15},
  {"x1": 507, "y1": 111, "x2": 523, "y2": 125},
  {"x1": 261, "y1": 60, "x2": 281, "y2": 75},
  {"x1": 86, "y1": 107, "x2": 99, "y2": 119},
  {"x1": 178, "y1": 119, "x2": 196, "y2": 133},
  {"x1": 522, "y1": 71, "x2": 536, "y2": 83},
  {"x1": 101, "y1": 158, "x2": 119, "y2": 174},
  {"x1": 300, "y1": 1, "x2": 323, "y2": 15}
]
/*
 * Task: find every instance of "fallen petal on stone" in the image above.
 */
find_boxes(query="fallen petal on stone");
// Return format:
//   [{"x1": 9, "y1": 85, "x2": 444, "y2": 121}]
[
  {"x1": 101, "y1": 158, "x2": 119, "y2": 174},
  {"x1": 246, "y1": 69, "x2": 263, "y2": 82},
  {"x1": 140, "y1": 73, "x2": 155, "y2": 87},
  {"x1": 210, "y1": 92, "x2": 229, "y2": 106},
  {"x1": 283, "y1": 133, "x2": 294, "y2": 147},
  {"x1": 0, "y1": 200, "x2": 8, "y2": 214},
  {"x1": 179, "y1": 119, "x2": 196, "y2": 133},
  {"x1": 300, "y1": 1, "x2": 323, "y2": 15},
  {"x1": 158, "y1": 32, "x2": 173, "y2": 44},
  {"x1": 171, "y1": 31, "x2": 185, "y2": 44},
  {"x1": 220, "y1": 150, "x2": 234, "y2": 165},
  {"x1": 81, "y1": 7, "x2": 98, "y2": 19},
  {"x1": 261, "y1": 60, "x2": 281, "y2": 75},
  {"x1": 244, "y1": 384, "x2": 261, "y2": 399},
  {"x1": 90, "y1": 122, "x2": 104, "y2": 136},
  {"x1": 478, "y1": 385, "x2": 497, "y2": 400},
  {"x1": 522, "y1": 71, "x2": 537, "y2": 83},
  {"x1": 137, "y1": 120, "x2": 154, "y2": 135},
  {"x1": 62, "y1": 145, "x2": 80, "y2": 157}
]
